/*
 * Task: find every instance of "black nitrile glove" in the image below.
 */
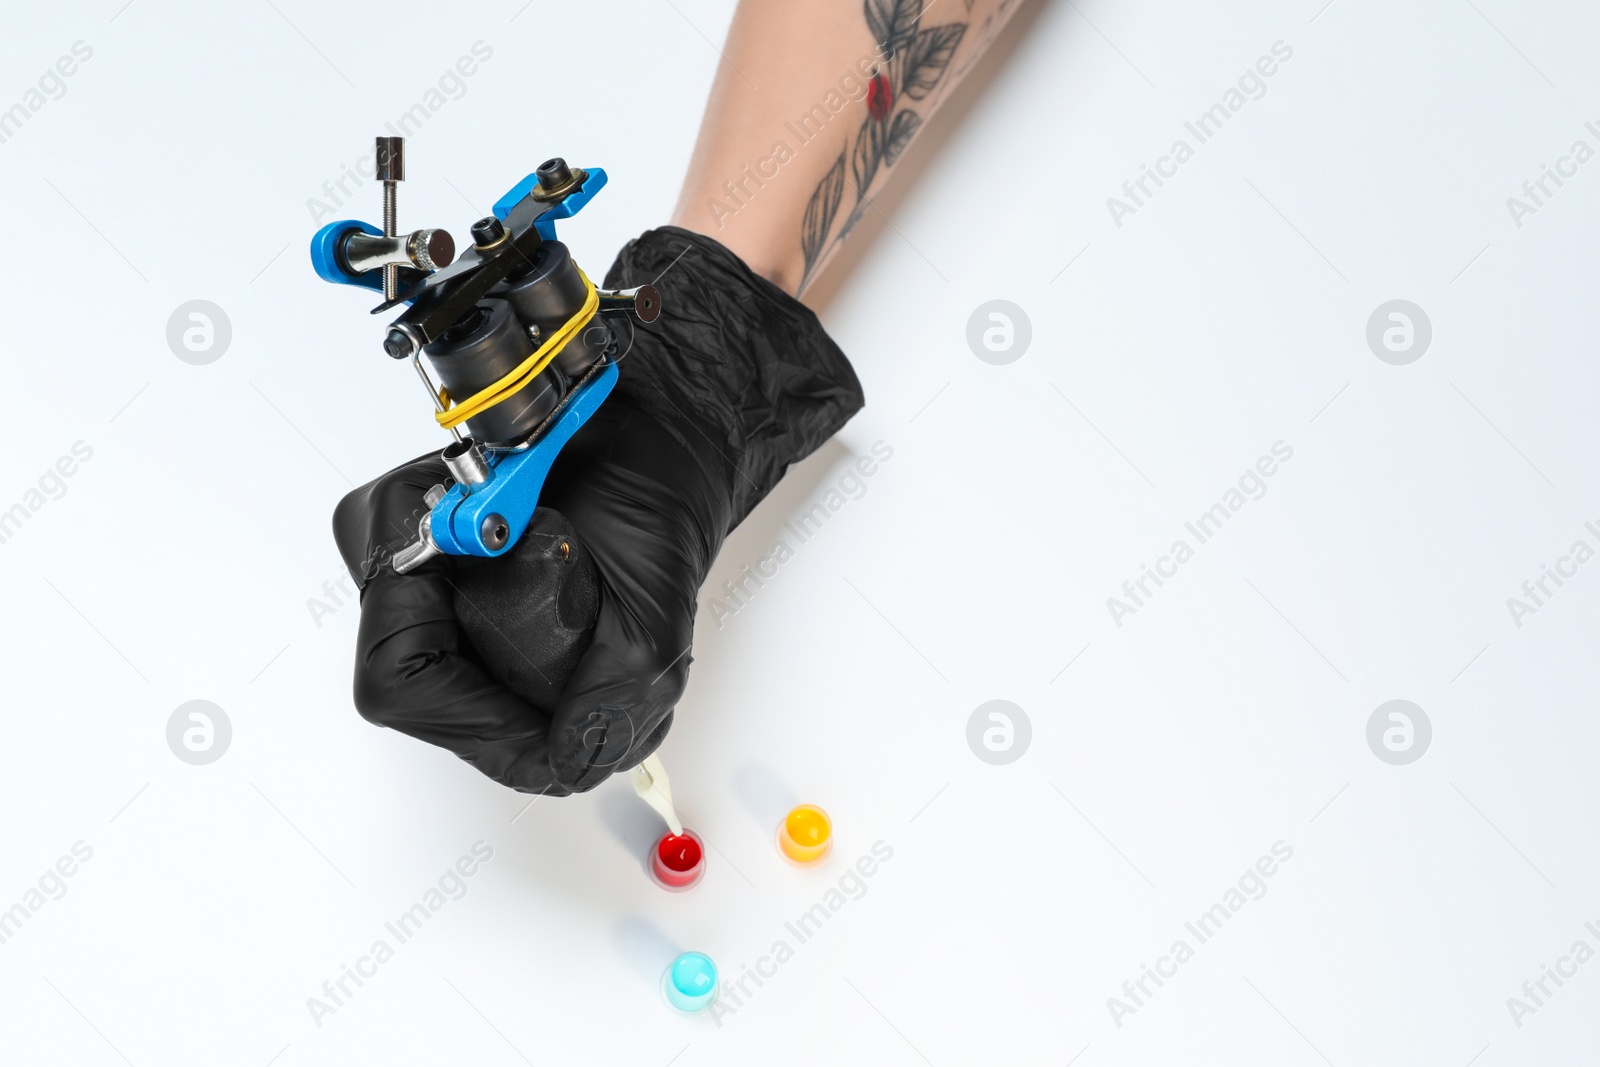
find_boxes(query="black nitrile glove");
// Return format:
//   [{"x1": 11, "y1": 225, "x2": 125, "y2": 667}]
[{"x1": 332, "y1": 227, "x2": 863, "y2": 795}]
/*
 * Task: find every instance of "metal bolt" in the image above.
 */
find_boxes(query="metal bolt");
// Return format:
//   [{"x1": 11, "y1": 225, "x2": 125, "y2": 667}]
[
  {"x1": 383, "y1": 327, "x2": 415, "y2": 360},
  {"x1": 537, "y1": 157, "x2": 573, "y2": 193},
  {"x1": 471, "y1": 216, "x2": 506, "y2": 250},
  {"x1": 375, "y1": 137, "x2": 405, "y2": 301},
  {"x1": 481, "y1": 513, "x2": 510, "y2": 551}
]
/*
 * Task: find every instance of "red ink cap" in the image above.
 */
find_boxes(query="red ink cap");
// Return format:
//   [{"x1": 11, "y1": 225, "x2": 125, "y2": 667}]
[{"x1": 650, "y1": 829, "x2": 706, "y2": 891}]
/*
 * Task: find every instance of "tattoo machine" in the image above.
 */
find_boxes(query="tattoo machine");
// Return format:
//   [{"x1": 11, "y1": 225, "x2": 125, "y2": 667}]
[{"x1": 309, "y1": 136, "x2": 660, "y2": 573}]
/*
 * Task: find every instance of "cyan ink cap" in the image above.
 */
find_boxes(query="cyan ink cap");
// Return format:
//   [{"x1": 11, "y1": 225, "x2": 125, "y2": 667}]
[{"x1": 661, "y1": 951, "x2": 718, "y2": 1013}]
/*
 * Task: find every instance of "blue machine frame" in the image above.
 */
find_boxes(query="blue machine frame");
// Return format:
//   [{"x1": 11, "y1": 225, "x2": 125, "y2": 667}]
[
  {"x1": 309, "y1": 167, "x2": 616, "y2": 561},
  {"x1": 429, "y1": 361, "x2": 617, "y2": 558}
]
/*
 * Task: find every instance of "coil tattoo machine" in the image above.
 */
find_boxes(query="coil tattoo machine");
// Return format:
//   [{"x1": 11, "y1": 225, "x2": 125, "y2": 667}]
[{"x1": 309, "y1": 136, "x2": 659, "y2": 573}]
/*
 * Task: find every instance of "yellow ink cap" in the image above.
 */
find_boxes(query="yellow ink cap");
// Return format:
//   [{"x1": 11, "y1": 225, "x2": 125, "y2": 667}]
[{"x1": 776, "y1": 804, "x2": 832, "y2": 865}]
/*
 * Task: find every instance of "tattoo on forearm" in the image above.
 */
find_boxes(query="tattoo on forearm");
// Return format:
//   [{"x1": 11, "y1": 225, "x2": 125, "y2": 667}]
[
  {"x1": 952, "y1": 0, "x2": 1017, "y2": 81},
  {"x1": 799, "y1": 0, "x2": 968, "y2": 288}
]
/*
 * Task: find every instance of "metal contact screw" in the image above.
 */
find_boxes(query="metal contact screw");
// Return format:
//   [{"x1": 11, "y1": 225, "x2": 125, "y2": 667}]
[{"x1": 375, "y1": 136, "x2": 405, "y2": 301}]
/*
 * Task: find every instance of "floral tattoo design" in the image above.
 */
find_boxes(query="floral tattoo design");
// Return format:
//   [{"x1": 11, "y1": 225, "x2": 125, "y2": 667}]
[{"x1": 800, "y1": 0, "x2": 967, "y2": 287}]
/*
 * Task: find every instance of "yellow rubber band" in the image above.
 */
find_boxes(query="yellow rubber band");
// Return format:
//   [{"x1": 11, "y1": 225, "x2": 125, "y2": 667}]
[{"x1": 434, "y1": 266, "x2": 600, "y2": 430}]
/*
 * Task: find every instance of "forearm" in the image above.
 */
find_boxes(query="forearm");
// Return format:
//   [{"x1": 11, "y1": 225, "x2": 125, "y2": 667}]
[{"x1": 671, "y1": 0, "x2": 1028, "y2": 297}]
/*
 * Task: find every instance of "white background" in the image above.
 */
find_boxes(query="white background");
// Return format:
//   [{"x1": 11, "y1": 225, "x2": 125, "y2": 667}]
[{"x1": 2, "y1": 0, "x2": 1598, "y2": 1063}]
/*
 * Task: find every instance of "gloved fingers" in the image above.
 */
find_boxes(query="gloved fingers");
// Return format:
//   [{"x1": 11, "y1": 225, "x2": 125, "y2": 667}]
[
  {"x1": 543, "y1": 588, "x2": 693, "y2": 793},
  {"x1": 332, "y1": 451, "x2": 452, "y2": 589},
  {"x1": 353, "y1": 565, "x2": 577, "y2": 794}
]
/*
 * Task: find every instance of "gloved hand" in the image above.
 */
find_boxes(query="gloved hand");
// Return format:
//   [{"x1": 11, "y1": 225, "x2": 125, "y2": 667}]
[{"x1": 332, "y1": 227, "x2": 864, "y2": 795}]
